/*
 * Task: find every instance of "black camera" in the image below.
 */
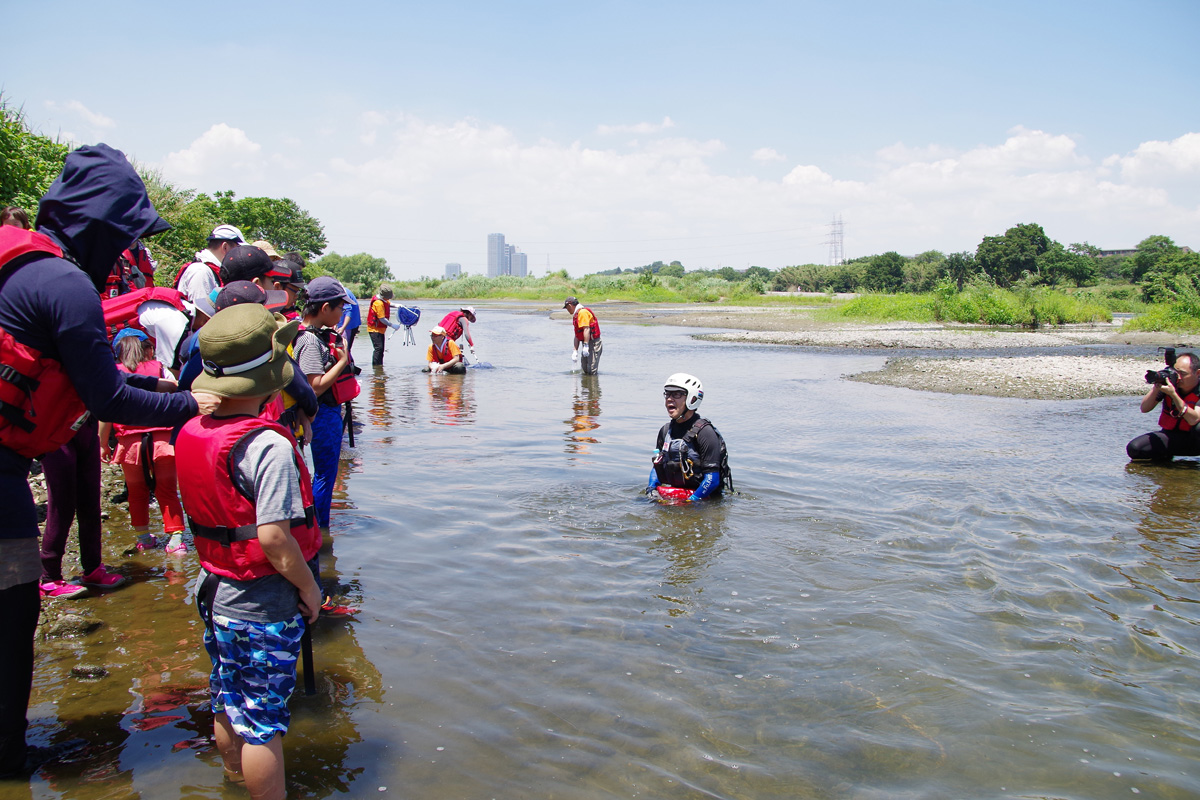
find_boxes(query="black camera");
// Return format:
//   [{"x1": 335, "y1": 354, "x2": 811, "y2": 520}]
[{"x1": 1145, "y1": 346, "x2": 1178, "y2": 386}]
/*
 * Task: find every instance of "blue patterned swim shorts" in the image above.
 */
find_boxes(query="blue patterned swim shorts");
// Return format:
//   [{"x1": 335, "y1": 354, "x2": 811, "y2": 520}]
[{"x1": 203, "y1": 612, "x2": 305, "y2": 745}]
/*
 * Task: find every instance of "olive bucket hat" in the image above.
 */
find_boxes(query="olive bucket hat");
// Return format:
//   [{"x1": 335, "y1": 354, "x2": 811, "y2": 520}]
[{"x1": 194, "y1": 303, "x2": 300, "y2": 398}]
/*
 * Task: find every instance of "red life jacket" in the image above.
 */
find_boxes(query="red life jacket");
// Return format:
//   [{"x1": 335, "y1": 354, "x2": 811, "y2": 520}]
[
  {"x1": 1159, "y1": 388, "x2": 1199, "y2": 431},
  {"x1": 112, "y1": 361, "x2": 171, "y2": 437},
  {"x1": 101, "y1": 286, "x2": 189, "y2": 343},
  {"x1": 572, "y1": 306, "x2": 601, "y2": 342},
  {"x1": 439, "y1": 310, "x2": 466, "y2": 340},
  {"x1": 172, "y1": 257, "x2": 221, "y2": 290},
  {"x1": 367, "y1": 296, "x2": 391, "y2": 329},
  {"x1": 0, "y1": 227, "x2": 91, "y2": 459},
  {"x1": 175, "y1": 415, "x2": 320, "y2": 581},
  {"x1": 103, "y1": 244, "x2": 156, "y2": 299}
]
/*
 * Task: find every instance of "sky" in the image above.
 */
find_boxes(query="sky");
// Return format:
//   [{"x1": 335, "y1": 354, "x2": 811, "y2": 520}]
[{"x1": 3, "y1": 0, "x2": 1198, "y2": 279}]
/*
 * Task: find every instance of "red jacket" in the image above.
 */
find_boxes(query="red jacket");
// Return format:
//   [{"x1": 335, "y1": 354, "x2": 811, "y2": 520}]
[{"x1": 175, "y1": 415, "x2": 320, "y2": 580}]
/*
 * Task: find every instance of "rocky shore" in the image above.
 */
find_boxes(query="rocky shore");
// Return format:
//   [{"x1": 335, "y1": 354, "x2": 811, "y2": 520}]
[{"x1": 576, "y1": 302, "x2": 1187, "y2": 400}]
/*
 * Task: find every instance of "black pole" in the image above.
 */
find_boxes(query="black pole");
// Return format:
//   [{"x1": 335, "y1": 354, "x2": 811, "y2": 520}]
[
  {"x1": 301, "y1": 623, "x2": 316, "y2": 695},
  {"x1": 344, "y1": 401, "x2": 355, "y2": 448}
]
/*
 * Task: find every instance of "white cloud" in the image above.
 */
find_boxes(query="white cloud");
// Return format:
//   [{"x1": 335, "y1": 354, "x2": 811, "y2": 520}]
[
  {"x1": 1107, "y1": 132, "x2": 1200, "y2": 183},
  {"x1": 45, "y1": 99, "x2": 115, "y2": 130},
  {"x1": 752, "y1": 147, "x2": 786, "y2": 163},
  {"x1": 151, "y1": 116, "x2": 1200, "y2": 276},
  {"x1": 596, "y1": 116, "x2": 675, "y2": 136},
  {"x1": 160, "y1": 124, "x2": 265, "y2": 182}
]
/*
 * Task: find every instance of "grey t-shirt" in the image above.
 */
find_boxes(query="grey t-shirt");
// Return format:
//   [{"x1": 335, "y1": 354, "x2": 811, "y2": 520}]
[
  {"x1": 196, "y1": 425, "x2": 318, "y2": 622},
  {"x1": 293, "y1": 329, "x2": 331, "y2": 378}
]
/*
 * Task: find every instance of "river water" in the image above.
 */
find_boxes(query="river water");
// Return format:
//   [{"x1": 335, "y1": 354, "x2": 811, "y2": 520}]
[{"x1": 16, "y1": 302, "x2": 1200, "y2": 800}]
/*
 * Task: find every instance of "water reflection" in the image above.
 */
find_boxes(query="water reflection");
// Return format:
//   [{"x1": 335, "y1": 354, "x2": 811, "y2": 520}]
[
  {"x1": 649, "y1": 503, "x2": 729, "y2": 617},
  {"x1": 427, "y1": 373, "x2": 475, "y2": 425},
  {"x1": 565, "y1": 374, "x2": 602, "y2": 457}
]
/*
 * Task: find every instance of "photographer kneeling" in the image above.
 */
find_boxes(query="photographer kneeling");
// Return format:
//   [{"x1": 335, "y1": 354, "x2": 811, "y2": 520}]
[{"x1": 1127, "y1": 350, "x2": 1200, "y2": 461}]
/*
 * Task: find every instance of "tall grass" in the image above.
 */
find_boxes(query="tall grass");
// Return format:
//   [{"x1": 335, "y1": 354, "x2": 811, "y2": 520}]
[{"x1": 1123, "y1": 276, "x2": 1200, "y2": 333}]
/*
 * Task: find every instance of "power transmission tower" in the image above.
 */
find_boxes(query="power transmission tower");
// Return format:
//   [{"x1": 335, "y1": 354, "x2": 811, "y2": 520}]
[{"x1": 827, "y1": 215, "x2": 844, "y2": 266}]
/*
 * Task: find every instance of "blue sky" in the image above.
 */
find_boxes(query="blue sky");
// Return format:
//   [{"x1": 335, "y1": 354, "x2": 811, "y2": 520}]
[{"x1": 4, "y1": 0, "x2": 1198, "y2": 279}]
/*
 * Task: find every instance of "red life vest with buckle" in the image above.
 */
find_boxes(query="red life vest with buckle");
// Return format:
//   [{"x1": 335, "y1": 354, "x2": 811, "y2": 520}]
[
  {"x1": 175, "y1": 415, "x2": 320, "y2": 581},
  {"x1": 0, "y1": 226, "x2": 91, "y2": 459},
  {"x1": 103, "y1": 244, "x2": 156, "y2": 298},
  {"x1": 1159, "y1": 388, "x2": 1199, "y2": 432},
  {"x1": 572, "y1": 306, "x2": 601, "y2": 342}
]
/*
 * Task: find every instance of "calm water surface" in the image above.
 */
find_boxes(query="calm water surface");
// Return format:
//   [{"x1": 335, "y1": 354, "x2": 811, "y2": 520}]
[{"x1": 14, "y1": 302, "x2": 1200, "y2": 800}]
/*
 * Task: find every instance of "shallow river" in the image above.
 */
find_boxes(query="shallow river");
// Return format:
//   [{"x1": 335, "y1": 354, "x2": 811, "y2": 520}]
[{"x1": 16, "y1": 302, "x2": 1200, "y2": 800}]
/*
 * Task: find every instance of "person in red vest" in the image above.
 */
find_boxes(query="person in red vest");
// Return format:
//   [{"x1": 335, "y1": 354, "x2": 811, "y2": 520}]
[
  {"x1": 176, "y1": 303, "x2": 320, "y2": 800},
  {"x1": 0, "y1": 144, "x2": 218, "y2": 779},
  {"x1": 437, "y1": 306, "x2": 477, "y2": 362},
  {"x1": 564, "y1": 296, "x2": 602, "y2": 374},
  {"x1": 366, "y1": 284, "x2": 400, "y2": 366},
  {"x1": 173, "y1": 224, "x2": 246, "y2": 305},
  {"x1": 425, "y1": 325, "x2": 465, "y2": 374},
  {"x1": 1127, "y1": 350, "x2": 1200, "y2": 460}
]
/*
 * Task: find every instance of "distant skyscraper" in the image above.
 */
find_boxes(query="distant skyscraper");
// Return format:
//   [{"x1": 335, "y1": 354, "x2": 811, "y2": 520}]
[
  {"x1": 487, "y1": 233, "x2": 506, "y2": 277},
  {"x1": 504, "y1": 244, "x2": 516, "y2": 276},
  {"x1": 445, "y1": 262, "x2": 461, "y2": 279},
  {"x1": 513, "y1": 251, "x2": 527, "y2": 278}
]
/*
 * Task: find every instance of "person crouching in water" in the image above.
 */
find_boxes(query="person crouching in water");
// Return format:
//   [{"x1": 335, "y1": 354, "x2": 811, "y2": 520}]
[
  {"x1": 99, "y1": 329, "x2": 188, "y2": 554},
  {"x1": 647, "y1": 373, "x2": 732, "y2": 502},
  {"x1": 293, "y1": 277, "x2": 352, "y2": 533},
  {"x1": 176, "y1": 303, "x2": 321, "y2": 800},
  {"x1": 425, "y1": 325, "x2": 465, "y2": 374}
]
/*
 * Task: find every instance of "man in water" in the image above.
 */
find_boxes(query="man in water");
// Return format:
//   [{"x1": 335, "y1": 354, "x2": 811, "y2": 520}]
[
  {"x1": 438, "y1": 306, "x2": 476, "y2": 363},
  {"x1": 647, "y1": 373, "x2": 731, "y2": 502},
  {"x1": 1127, "y1": 351, "x2": 1200, "y2": 460},
  {"x1": 564, "y1": 296, "x2": 601, "y2": 374}
]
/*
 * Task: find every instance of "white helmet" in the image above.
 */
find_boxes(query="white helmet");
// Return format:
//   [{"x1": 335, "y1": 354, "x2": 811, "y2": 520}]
[
  {"x1": 461, "y1": 306, "x2": 476, "y2": 316},
  {"x1": 664, "y1": 373, "x2": 703, "y2": 410}
]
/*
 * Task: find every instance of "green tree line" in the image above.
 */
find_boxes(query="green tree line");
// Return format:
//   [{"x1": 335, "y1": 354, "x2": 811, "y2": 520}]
[{"x1": 1, "y1": 94, "x2": 392, "y2": 294}]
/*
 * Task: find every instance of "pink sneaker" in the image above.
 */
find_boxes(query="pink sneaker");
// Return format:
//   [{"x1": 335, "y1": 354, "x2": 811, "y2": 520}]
[
  {"x1": 135, "y1": 533, "x2": 159, "y2": 551},
  {"x1": 40, "y1": 580, "x2": 87, "y2": 599},
  {"x1": 78, "y1": 565, "x2": 126, "y2": 590},
  {"x1": 165, "y1": 541, "x2": 188, "y2": 556}
]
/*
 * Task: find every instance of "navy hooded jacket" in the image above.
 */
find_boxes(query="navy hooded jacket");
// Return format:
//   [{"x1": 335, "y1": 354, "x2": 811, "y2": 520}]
[{"x1": 0, "y1": 144, "x2": 198, "y2": 538}]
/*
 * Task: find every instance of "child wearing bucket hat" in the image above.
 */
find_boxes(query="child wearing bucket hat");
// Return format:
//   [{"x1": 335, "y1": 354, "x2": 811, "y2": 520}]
[{"x1": 173, "y1": 303, "x2": 321, "y2": 798}]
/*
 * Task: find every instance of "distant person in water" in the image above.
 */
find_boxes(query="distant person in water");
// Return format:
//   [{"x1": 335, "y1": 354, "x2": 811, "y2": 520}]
[
  {"x1": 1127, "y1": 350, "x2": 1200, "y2": 461},
  {"x1": 647, "y1": 373, "x2": 732, "y2": 502},
  {"x1": 564, "y1": 296, "x2": 601, "y2": 374},
  {"x1": 438, "y1": 306, "x2": 476, "y2": 363},
  {"x1": 366, "y1": 285, "x2": 401, "y2": 366},
  {"x1": 425, "y1": 325, "x2": 465, "y2": 374}
]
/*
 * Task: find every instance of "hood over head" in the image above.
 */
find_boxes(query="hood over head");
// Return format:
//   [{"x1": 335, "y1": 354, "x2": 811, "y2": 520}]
[{"x1": 35, "y1": 143, "x2": 170, "y2": 291}]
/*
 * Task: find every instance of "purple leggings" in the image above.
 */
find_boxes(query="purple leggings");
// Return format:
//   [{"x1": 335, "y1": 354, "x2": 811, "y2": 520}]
[{"x1": 40, "y1": 418, "x2": 103, "y2": 581}]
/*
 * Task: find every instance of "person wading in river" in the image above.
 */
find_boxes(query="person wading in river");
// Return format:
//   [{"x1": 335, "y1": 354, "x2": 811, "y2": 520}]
[
  {"x1": 647, "y1": 373, "x2": 732, "y2": 502},
  {"x1": 564, "y1": 296, "x2": 602, "y2": 375}
]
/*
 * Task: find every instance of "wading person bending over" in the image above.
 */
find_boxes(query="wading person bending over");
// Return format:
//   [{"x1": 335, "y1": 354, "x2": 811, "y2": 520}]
[
  {"x1": 647, "y1": 373, "x2": 732, "y2": 502},
  {"x1": 564, "y1": 296, "x2": 602, "y2": 374},
  {"x1": 1127, "y1": 350, "x2": 1200, "y2": 461}
]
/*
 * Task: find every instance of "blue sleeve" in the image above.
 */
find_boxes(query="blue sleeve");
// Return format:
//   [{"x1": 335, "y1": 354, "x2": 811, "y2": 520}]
[
  {"x1": 287, "y1": 355, "x2": 319, "y2": 416},
  {"x1": 123, "y1": 372, "x2": 160, "y2": 391},
  {"x1": 176, "y1": 334, "x2": 202, "y2": 391},
  {"x1": 689, "y1": 472, "x2": 720, "y2": 501},
  {"x1": 647, "y1": 466, "x2": 660, "y2": 491}
]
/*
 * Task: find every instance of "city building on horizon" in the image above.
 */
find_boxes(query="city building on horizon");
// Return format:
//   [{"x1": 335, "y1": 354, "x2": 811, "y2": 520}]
[
  {"x1": 487, "y1": 233, "x2": 527, "y2": 277},
  {"x1": 445, "y1": 262, "x2": 461, "y2": 279}
]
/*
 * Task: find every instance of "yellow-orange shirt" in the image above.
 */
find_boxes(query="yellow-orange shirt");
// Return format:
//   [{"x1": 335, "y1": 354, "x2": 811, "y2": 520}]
[
  {"x1": 367, "y1": 298, "x2": 390, "y2": 334},
  {"x1": 427, "y1": 338, "x2": 462, "y2": 365}
]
